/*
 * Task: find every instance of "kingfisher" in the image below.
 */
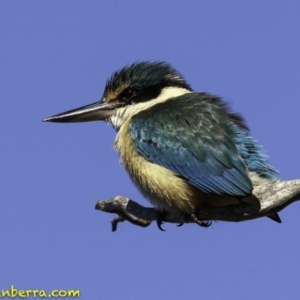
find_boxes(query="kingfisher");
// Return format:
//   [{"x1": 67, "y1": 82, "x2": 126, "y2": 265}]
[{"x1": 43, "y1": 61, "x2": 281, "y2": 229}]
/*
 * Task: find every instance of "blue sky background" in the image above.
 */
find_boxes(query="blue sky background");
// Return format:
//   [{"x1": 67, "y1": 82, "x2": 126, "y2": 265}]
[{"x1": 1, "y1": 1, "x2": 300, "y2": 299}]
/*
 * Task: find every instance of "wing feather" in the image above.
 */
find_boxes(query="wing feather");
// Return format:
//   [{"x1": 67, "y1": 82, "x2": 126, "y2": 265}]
[{"x1": 129, "y1": 93, "x2": 253, "y2": 196}]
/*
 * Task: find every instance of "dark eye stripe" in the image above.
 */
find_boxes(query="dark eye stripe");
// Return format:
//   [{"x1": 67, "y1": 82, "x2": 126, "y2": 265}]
[{"x1": 119, "y1": 85, "x2": 163, "y2": 105}]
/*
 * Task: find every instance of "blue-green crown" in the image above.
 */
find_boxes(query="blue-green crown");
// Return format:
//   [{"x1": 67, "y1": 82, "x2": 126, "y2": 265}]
[{"x1": 104, "y1": 61, "x2": 193, "y2": 95}]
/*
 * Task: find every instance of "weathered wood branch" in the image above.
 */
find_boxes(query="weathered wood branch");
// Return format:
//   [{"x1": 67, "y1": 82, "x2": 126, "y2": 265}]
[{"x1": 95, "y1": 179, "x2": 300, "y2": 231}]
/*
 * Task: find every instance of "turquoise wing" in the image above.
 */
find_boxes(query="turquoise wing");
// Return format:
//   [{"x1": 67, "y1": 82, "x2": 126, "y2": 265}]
[{"x1": 129, "y1": 93, "x2": 253, "y2": 196}]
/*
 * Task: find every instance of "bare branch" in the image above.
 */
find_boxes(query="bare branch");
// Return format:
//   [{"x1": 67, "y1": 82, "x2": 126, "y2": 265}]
[{"x1": 95, "y1": 179, "x2": 300, "y2": 231}]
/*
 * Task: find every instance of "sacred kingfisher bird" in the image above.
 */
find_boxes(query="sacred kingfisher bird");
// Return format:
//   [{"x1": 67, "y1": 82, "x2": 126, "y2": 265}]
[{"x1": 43, "y1": 61, "x2": 281, "y2": 228}]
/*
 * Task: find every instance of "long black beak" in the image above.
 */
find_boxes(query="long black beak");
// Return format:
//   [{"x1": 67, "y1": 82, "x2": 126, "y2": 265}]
[{"x1": 43, "y1": 100, "x2": 119, "y2": 123}]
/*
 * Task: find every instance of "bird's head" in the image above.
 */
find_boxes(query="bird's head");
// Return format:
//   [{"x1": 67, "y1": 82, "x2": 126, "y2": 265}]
[{"x1": 43, "y1": 61, "x2": 193, "y2": 130}]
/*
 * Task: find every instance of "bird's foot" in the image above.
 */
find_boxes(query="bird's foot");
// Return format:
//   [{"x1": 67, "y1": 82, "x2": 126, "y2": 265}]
[
  {"x1": 156, "y1": 210, "x2": 184, "y2": 230},
  {"x1": 156, "y1": 210, "x2": 167, "y2": 231},
  {"x1": 190, "y1": 212, "x2": 211, "y2": 228}
]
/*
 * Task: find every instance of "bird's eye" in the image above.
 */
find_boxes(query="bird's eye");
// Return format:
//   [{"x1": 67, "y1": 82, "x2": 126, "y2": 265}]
[{"x1": 122, "y1": 88, "x2": 135, "y2": 101}]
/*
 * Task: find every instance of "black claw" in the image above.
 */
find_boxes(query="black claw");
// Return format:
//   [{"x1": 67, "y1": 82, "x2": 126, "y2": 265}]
[
  {"x1": 176, "y1": 223, "x2": 184, "y2": 227},
  {"x1": 156, "y1": 210, "x2": 167, "y2": 231},
  {"x1": 157, "y1": 220, "x2": 166, "y2": 231},
  {"x1": 200, "y1": 221, "x2": 212, "y2": 228}
]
